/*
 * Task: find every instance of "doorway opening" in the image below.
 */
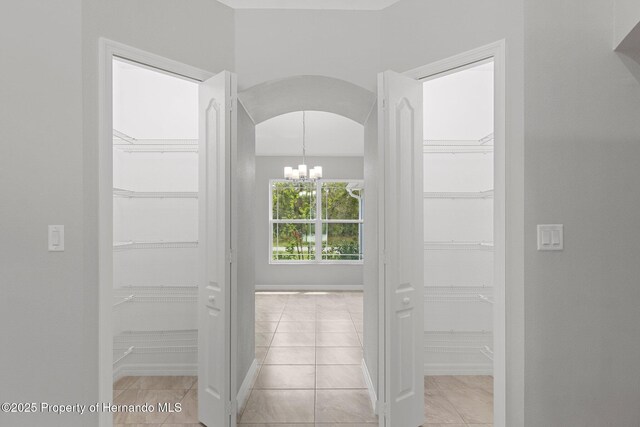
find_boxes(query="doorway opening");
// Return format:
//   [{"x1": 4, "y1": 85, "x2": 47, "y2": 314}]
[
  {"x1": 110, "y1": 57, "x2": 201, "y2": 423},
  {"x1": 421, "y1": 59, "x2": 495, "y2": 425},
  {"x1": 237, "y1": 110, "x2": 377, "y2": 425},
  {"x1": 406, "y1": 41, "x2": 507, "y2": 427}
]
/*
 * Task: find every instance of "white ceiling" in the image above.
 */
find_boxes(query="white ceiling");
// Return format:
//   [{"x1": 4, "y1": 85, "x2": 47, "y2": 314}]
[
  {"x1": 256, "y1": 111, "x2": 364, "y2": 157},
  {"x1": 217, "y1": 0, "x2": 401, "y2": 10}
]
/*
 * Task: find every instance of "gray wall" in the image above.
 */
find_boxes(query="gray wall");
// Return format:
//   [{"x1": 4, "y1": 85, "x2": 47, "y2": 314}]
[
  {"x1": 0, "y1": 2, "x2": 85, "y2": 426},
  {"x1": 235, "y1": 103, "x2": 256, "y2": 393},
  {"x1": 363, "y1": 104, "x2": 379, "y2": 392},
  {"x1": 524, "y1": 0, "x2": 640, "y2": 425},
  {"x1": 235, "y1": 8, "x2": 381, "y2": 91},
  {"x1": 255, "y1": 156, "x2": 364, "y2": 288}
]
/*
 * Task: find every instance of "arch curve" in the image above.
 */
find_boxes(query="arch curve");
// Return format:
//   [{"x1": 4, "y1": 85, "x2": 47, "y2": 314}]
[{"x1": 238, "y1": 75, "x2": 376, "y2": 125}]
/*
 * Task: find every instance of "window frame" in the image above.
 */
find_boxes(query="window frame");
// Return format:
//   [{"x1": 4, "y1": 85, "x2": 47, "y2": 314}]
[{"x1": 269, "y1": 178, "x2": 364, "y2": 265}]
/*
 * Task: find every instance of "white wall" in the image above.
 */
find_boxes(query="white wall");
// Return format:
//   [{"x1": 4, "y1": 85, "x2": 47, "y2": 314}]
[
  {"x1": 0, "y1": 2, "x2": 85, "y2": 426},
  {"x1": 255, "y1": 156, "x2": 364, "y2": 289},
  {"x1": 614, "y1": 0, "x2": 640, "y2": 49},
  {"x1": 256, "y1": 111, "x2": 364, "y2": 157},
  {"x1": 524, "y1": 0, "x2": 640, "y2": 425},
  {"x1": 236, "y1": 103, "x2": 257, "y2": 393},
  {"x1": 235, "y1": 8, "x2": 380, "y2": 91}
]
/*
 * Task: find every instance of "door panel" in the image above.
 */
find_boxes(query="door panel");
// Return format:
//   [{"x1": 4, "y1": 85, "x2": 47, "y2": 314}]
[
  {"x1": 198, "y1": 71, "x2": 235, "y2": 427},
  {"x1": 379, "y1": 70, "x2": 424, "y2": 427}
]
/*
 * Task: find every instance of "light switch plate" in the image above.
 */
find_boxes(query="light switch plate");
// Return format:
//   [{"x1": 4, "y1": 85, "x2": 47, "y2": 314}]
[
  {"x1": 48, "y1": 225, "x2": 65, "y2": 251},
  {"x1": 537, "y1": 224, "x2": 563, "y2": 251}
]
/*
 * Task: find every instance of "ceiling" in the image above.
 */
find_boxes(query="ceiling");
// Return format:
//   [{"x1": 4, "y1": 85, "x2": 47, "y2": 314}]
[
  {"x1": 256, "y1": 111, "x2": 364, "y2": 157},
  {"x1": 217, "y1": 0, "x2": 401, "y2": 10}
]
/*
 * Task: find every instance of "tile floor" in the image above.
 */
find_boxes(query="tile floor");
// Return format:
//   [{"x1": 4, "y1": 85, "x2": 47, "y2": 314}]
[
  {"x1": 423, "y1": 375, "x2": 493, "y2": 426},
  {"x1": 112, "y1": 375, "x2": 200, "y2": 426},
  {"x1": 112, "y1": 291, "x2": 493, "y2": 427},
  {"x1": 239, "y1": 291, "x2": 375, "y2": 426}
]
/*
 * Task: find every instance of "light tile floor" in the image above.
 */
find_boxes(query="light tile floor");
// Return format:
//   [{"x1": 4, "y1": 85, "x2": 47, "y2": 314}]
[
  {"x1": 112, "y1": 375, "x2": 200, "y2": 426},
  {"x1": 112, "y1": 291, "x2": 492, "y2": 427},
  {"x1": 239, "y1": 291, "x2": 376, "y2": 426}
]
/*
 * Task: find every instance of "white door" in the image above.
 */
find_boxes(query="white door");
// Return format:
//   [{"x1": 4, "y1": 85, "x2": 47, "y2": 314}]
[
  {"x1": 198, "y1": 70, "x2": 236, "y2": 427},
  {"x1": 378, "y1": 70, "x2": 424, "y2": 427}
]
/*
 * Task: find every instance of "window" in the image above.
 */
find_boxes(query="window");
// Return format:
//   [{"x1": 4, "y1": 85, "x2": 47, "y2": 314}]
[{"x1": 270, "y1": 180, "x2": 363, "y2": 263}]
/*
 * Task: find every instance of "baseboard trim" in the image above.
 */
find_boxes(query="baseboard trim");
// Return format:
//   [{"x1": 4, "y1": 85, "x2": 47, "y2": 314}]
[
  {"x1": 113, "y1": 363, "x2": 197, "y2": 382},
  {"x1": 236, "y1": 358, "x2": 259, "y2": 415},
  {"x1": 256, "y1": 283, "x2": 363, "y2": 291},
  {"x1": 361, "y1": 358, "x2": 377, "y2": 414}
]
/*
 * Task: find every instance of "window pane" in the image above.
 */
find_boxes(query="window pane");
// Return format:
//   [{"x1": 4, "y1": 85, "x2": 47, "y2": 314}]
[
  {"x1": 321, "y1": 182, "x2": 361, "y2": 220},
  {"x1": 321, "y1": 223, "x2": 362, "y2": 261},
  {"x1": 272, "y1": 223, "x2": 316, "y2": 261},
  {"x1": 272, "y1": 181, "x2": 317, "y2": 220}
]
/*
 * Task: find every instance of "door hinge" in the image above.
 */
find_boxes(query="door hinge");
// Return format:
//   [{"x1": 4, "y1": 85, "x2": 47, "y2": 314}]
[
  {"x1": 225, "y1": 400, "x2": 233, "y2": 416},
  {"x1": 227, "y1": 96, "x2": 236, "y2": 112},
  {"x1": 228, "y1": 249, "x2": 234, "y2": 265},
  {"x1": 379, "y1": 401, "x2": 389, "y2": 416},
  {"x1": 380, "y1": 251, "x2": 389, "y2": 265}
]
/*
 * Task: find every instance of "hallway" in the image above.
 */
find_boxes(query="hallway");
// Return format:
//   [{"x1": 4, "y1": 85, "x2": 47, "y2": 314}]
[{"x1": 239, "y1": 291, "x2": 376, "y2": 424}]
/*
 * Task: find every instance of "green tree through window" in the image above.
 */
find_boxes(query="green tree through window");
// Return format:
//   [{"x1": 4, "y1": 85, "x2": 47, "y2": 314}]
[{"x1": 271, "y1": 180, "x2": 363, "y2": 262}]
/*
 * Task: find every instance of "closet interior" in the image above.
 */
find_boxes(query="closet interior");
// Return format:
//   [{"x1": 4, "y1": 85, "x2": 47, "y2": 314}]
[
  {"x1": 423, "y1": 61, "x2": 495, "y2": 378},
  {"x1": 112, "y1": 58, "x2": 199, "y2": 381}
]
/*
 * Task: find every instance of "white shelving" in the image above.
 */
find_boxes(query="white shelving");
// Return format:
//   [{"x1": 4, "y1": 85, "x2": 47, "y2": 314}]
[
  {"x1": 480, "y1": 345, "x2": 494, "y2": 361},
  {"x1": 424, "y1": 286, "x2": 494, "y2": 303},
  {"x1": 113, "y1": 130, "x2": 198, "y2": 153},
  {"x1": 423, "y1": 241, "x2": 494, "y2": 251},
  {"x1": 423, "y1": 136, "x2": 494, "y2": 155},
  {"x1": 113, "y1": 126, "x2": 198, "y2": 378},
  {"x1": 113, "y1": 241, "x2": 198, "y2": 251},
  {"x1": 113, "y1": 346, "x2": 134, "y2": 366},
  {"x1": 114, "y1": 188, "x2": 198, "y2": 199},
  {"x1": 478, "y1": 294, "x2": 495, "y2": 305},
  {"x1": 424, "y1": 190, "x2": 493, "y2": 199}
]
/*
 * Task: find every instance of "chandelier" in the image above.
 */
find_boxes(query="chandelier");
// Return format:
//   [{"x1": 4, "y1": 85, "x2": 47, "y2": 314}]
[{"x1": 283, "y1": 111, "x2": 323, "y2": 181}]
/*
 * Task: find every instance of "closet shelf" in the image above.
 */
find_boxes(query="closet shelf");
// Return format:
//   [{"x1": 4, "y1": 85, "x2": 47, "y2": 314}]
[
  {"x1": 113, "y1": 346, "x2": 134, "y2": 365},
  {"x1": 116, "y1": 146, "x2": 198, "y2": 153},
  {"x1": 478, "y1": 294, "x2": 495, "y2": 305},
  {"x1": 480, "y1": 345, "x2": 494, "y2": 361},
  {"x1": 113, "y1": 241, "x2": 198, "y2": 251},
  {"x1": 423, "y1": 190, "x2": 493, "y2": 199},
  {"x1": 113, "y1": 331, "x2": 198, "y2": 359},
  {"x1": 112, "y1": 345, "x2": 197, "y2": 365},
  {"x1": 115, "y1": 285, "x2": 197, "y2": 292},
  {"x1": 113, "y1": 130, "x2": 198, "y2": 146},
  {"x1": 115, "y1": 329, "x2": 197, "y2": 345},
  {"x1": 423, "y1": 286, "x2": 494, "y2": 303},
  {"x1": 113, "y1": 294, "x2": 134, "y2": 308},
  {"x1": 113, "y1": 295, "x2": 197, "y2": 307},
  {"x1": 113, "y1": 188, "x2": 198, "y2": 199},
  {"x1": 423, "y1": 241, "x2": 494, "y2": 251},
  {"x1": 423, "y1": 145, "x2": 493, "y2": 154},
  {"x1": 423, "y1": 136, "x2": 493, "y2": 154},
  {"x1": 113, "y1": 131, "x2": 198, "y2": 153}
]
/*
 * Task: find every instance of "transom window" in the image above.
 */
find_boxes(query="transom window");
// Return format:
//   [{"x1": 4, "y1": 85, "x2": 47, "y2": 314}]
[{"x1": 270, "y1": 180, "x2": 364, "y2": 263}]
